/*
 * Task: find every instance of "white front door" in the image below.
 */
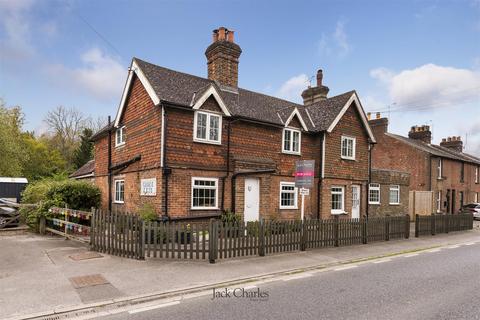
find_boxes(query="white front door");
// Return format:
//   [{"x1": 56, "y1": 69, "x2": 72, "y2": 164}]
[
  {"x1": 244, "y1": 178, "x2": 260, "y2": 222},
  {"x1": 352, "y1": 185, "x2": 360, "y2": 219}
]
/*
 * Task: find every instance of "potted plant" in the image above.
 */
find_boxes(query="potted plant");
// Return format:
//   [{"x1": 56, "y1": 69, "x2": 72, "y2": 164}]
[{"x1": 176, "y1": 223, "x2": 192, "y2": 244}]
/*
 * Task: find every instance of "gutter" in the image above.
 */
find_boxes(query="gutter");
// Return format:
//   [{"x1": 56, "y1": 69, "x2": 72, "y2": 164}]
[
  {"x1": 231, "y1": 169, "x2": 276, "y2": 213},
  {"x1": 317, "y1": 132, "x2": 325, "y2": 219},
  {"x1": 367, "y1": 141, "x2": 374, "y2": 218},
  {"x1": 109, "y1": 155, "x2": 142, "y2": 172},
  {"x1": 162, "y1": 106, "x2": 171, "y2": 219}
]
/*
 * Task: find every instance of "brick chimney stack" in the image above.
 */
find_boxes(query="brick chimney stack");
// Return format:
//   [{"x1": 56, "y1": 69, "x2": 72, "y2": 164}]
[
  {"x1": 368, "y1": 112, "x2": 389, "y2": 137},
  {"x1": 440, "y1": 136, "x2": 463, "y2": 153},
  {"x1": 408, "y1": 125, "x2": 432, "y2": 144},
  {"x1": 301, "y1": 69, "x2": 330, "y2": 106},
  {"x1": 205, "y1": 27, "x2": 242, "y2": 88}
]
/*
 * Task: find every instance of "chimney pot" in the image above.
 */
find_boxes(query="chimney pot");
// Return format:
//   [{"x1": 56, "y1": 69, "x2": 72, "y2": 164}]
[
  {"x1": 316, "y1": 69, "x2": 323, "y2": 87},
  {"x1": 376, "y1": 112, "x2": 381, "y2": 119},
  {"x1": 227, "y1": 29, "x2": 235, "y2": 42},
  {"x1": 367, "y1": 112, "x2": 371, "y2": 120},
  {"x1": 448, "y1": 137, "x2": 452, "y2": 142},
  {"x1": 408, "y1": 124, "x2": 432, "y2": 144},
  {"x1": 440, "y1": 135, "x2": 463, "y2": 152}
]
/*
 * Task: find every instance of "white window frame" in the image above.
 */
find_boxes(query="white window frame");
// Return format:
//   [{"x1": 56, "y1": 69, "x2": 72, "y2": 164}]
[
  {"x1": 437, "y1": 191, "x2": 442, "y2": 213},
  {"x1": 282, "y1": 128, "x2": 301, "y2": 155},
  {"x1": 475, "y1": 192, "x2": 478, "y2": 203},
  {"x1": 475, "y1": 167, "x2": 479, "y2": 184},
  {"x1": 340, "y1": 136, "x2": 356, "y2": 160},
  {"x1": 368, "y1": 183, "x2": 381, "y2": 205},
  {"x1": 331, "y1": 186, "x2": 345, "y2": 214},
  {"x1": 140, "y1": 178, "x2": 156, "y2": 196},
  {"x1": 437, "y1": 158, "x2": 443, "y2": 179},
  {"x1": 279, "y1": 182, "x2": 298, "y2": 209},
  {"x1": 389, "y1": 185, "x2": 400, "y2": 205},
  {"x1": 115, "y1": 126, "x2": 126, "y2": 147},
  {"x1": 114, "y1": 179, "x2": 125, "y2": 204},
  {"x1": 191, "y1": 177, "x2": 219, "y2": 210},
  {"x1": 193, "y1": 111, "x2": 222, "y2": 145}
]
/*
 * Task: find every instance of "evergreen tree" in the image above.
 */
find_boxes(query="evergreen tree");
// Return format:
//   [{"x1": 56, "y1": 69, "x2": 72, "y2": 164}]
[{"x1": 73, "y1": 128, "x2": 94, "y2": 169}]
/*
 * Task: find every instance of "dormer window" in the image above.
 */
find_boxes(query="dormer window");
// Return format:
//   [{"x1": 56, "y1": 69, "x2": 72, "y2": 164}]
[
  {"x1": 194, "y1": 111, "x2": 221, "y2": 144},
  {"x1": 282, "y1": 128, "x2": 301, "y2": 155},
  {"x1": 115, "y1": 126, "x2": 126, "y2": 147}
]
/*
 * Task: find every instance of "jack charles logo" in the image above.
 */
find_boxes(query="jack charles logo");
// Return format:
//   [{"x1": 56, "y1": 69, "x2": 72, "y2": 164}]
[{"x1": 212, "y1": 287, "x2": 269, "y2": 301}]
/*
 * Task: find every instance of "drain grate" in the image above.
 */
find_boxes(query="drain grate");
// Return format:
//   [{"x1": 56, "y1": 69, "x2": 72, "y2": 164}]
[{"x1": 69, "y1": 274, "x2": 109, "y2": 289}]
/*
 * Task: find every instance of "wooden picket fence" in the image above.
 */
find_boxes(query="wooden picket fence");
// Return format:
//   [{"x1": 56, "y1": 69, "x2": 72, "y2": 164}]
[
  {"x1": 415, "y1": 213, "x2": 473, "y2": 237},
  {"x1": 87, "y1": 211, "x2": 473, "y2": 263},
  {"x1": 90, "y1": 210, "x2": 144, "y2": 259}
]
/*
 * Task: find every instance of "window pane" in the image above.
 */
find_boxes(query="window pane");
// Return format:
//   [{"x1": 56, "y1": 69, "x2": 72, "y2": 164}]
[
  {"x1": 192, "y1": 179, "x2": 217, "y2": 208},
  {"x1": 284, "y1": 130, "x2": 291, "y2": 151},
  {"x1": 209, "y1": 115, "x2": 219, "y2": 141},
  {"x1": 292, "y1": 131, "x2": 300, "y2": 152},
  {"x1": 196, "y1": 113, "x2": 207, "y2": 139}
]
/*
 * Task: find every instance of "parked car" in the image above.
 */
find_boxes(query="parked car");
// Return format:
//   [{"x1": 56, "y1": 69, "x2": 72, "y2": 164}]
[{"x1": 460, "y1": 203, "x2": 480, "y2": 220}]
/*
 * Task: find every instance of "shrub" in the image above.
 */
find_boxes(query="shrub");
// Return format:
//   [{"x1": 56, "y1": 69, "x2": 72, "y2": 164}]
[
  {"x1": 20, "y1": 178, "x2": 101, "y2": 230},
  {"x1": 139, "y1": 203, "x2": 157, "y2": 221},
  {"x1": 220, "y1": 210, "x2": 242, "y2": 224}
]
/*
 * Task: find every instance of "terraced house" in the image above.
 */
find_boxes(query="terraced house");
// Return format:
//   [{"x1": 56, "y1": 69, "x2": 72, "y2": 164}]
[
  {"x1": 370, "y1": 116, "x2": 480, "y2": 216},
  {"x1": 91, "y1": 27, "x2": 377, "y2": 222}
]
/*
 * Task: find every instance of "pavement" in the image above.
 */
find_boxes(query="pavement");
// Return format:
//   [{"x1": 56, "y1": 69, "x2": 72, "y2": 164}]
[
  {"x1": 96, "y1": 241, "x2": 480, "y2": 320},
  {"x1": 1, "y1": 221, "x2": 479, "y2": 320}
]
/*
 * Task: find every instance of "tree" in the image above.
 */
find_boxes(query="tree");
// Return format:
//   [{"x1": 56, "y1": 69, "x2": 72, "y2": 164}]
[
  {"x1": 21, "y1": 133, "x2": 67, "y2": 181},
  {"x1": 0, "y1": 100, "x2": 27, "y2": 177},
  {"x1": 43, "y1": 106, "x2": 87, "y2": 169},
  {"x1": 73, "y1": 128, "x2": 94, "y2": 169}
]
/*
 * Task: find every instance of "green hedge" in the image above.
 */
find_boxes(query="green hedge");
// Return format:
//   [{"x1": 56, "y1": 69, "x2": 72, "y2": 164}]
[{"x1": 20, "y1": 179, "x2": 101, "y2": 230}]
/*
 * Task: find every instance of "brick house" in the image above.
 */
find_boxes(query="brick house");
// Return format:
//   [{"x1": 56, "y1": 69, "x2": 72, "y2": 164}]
[
  {"x1": 91, "y1": 27, "x2": 377, "y2": 222},
  {"x1": 370, "y1": 114, "x2": 480, "y2": 215},
  {"x1": 368, "y1": 168, "x2": 410, "y2": 217}
]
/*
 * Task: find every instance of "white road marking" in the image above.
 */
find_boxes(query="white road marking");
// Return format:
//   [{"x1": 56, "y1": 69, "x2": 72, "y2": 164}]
[
  {"x1": 243, "y1": 285, "x2": 258, "y2": 290},
  {"x1": 128, "y1": 301, "x2": 180, "y2": 314},
  {"x1": 334, "y1": 265, "x2": 358, "y2": 271},
  {"x1": 426, "y1": 248, "x2": 441, "y2": 253},
  {"x1": 446, "y1": 245, "x2": 459, "y2": 249},
  {"x1": 404, "y1": 253, "x2": 419, "y2": 257},
  {"x1": 373, "y1": 259, "x2": 392, "y2": 264},
  {"x1": 464, "y1": 242, "x2": 476, "y2": 246},
  {"x1": 282, "y1": 273, "x2": 313, "y2": 281}
]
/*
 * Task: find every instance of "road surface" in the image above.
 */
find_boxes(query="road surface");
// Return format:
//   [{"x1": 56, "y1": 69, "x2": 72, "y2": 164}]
[{"x1": 96, "y1": 242, "x2": 480, "y2": 320}]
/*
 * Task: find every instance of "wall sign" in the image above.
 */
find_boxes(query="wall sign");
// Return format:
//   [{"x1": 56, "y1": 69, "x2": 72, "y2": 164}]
[{"x1": 140, "y1": 178, "x2": 156, "y2": 196}]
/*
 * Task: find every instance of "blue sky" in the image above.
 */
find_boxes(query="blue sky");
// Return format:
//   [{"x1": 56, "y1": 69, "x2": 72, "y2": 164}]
[{"x1": 1, "y1": 0, "x2": 479, "y2": 153}]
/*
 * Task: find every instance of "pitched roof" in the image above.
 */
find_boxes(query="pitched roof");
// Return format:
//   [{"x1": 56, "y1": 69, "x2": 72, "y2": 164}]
[
  {"x1": 386, "y1": 133, "x2": 480, "y2": 165},
  {"x1": 70, "y1": 160, "x2": 95, "y2": 178},
  {"x1": 131, "y1": 58, "x2": 365, "y2": 134}
]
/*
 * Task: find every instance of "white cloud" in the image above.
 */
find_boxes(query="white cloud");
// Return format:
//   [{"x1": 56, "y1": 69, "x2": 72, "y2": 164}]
[
  {"x1": 370, "y1": 64, "x2": 480, "y2": 109},
  {"x1": 46, "y1": 48, "x2": 126, "y2": 101},
  {"x1": 318, "y1": 19, "x2": 351, "y2": 57},
  {"x1": 276, "y1": 74, "x2": 309, "y2": 102},
  {"x1": 0, "y1": 0, "x2": 36, "y2": 60}
]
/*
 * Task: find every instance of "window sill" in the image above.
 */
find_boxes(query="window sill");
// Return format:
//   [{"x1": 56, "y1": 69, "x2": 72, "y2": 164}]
[
  {"x1": 369, "y1": 202, "x2": 380, "y2": 205},
  {"x1": 389, "y1": 203, "x2": 400, "y2": 206},
  {"x1": 115, "y1": 143, "x2": 126, "y2": 149},
  {"x1": 437, "y1": 177, "x2": 445, "y2": 181},
  {"x1": 331, "y1": 210, "x2": 347, "y2": 215},
  {"x1": 193, "y1": 139, "x2": 222, "y2": 146},
  {"x1": 341, "y1": 156, "x2": 356, "y2": 161},
  {"x1": 282, "y1": 151, "x2": 301, "y2": 156},
  {"x1": 190, "y1": 207, "x2": 219, "y2": 211},
  {"x1": 280, "y1": 207, "x2": 298, "y2": 210},
  {"x1": 113, "y1": 201, "x2": 124, "y2": 204}
]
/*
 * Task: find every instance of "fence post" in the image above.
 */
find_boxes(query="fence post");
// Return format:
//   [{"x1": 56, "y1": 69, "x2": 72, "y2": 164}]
[
  {"x1": 415, "y1": 214, "x2": 419, "y2": 238},
  {"x1": 89, "y1": 207, "x2": 95, "y2": 250},
  {"x1": 405, "y1": 214, "x2": 410, "y2": 239},
  {"x1": 361, "y1": 215, "x2": 367, "y2": 244},
  {"x1": 469, "y1": 213, "x2": 474, "y2": 230},
  {"x1": 139, "y1": 219, "x2": 146, "y2": 260},
  {"x1": 334, "y1": 215, "x2": 339, "y2": 247},
  {"x1": 258, "y1": 219, "x2": 265, "y2": 257},
  {"x1": 208, "y1": 219, "x2": 217, "y2": 263},
  {"x1": 39, "y1": 216, "x2": 46, "y2": 235},
  {"x1": 300, "y1": 219, "x2": 307, "y2": 251},
  {"x1": 431, "y1": 214, "x2": 436, "y2": 236},
  {"x1": 385, "y1": 215, "x2": 390, "y2": 241}
]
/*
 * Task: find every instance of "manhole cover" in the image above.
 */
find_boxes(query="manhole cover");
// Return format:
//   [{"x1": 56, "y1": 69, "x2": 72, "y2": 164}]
[
  {"x1": 69, "y1": 274, "x2": 109, "y2": 289},
  {"x1": 69, "y1": 251, "x2": 103, "y2": 261}
]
